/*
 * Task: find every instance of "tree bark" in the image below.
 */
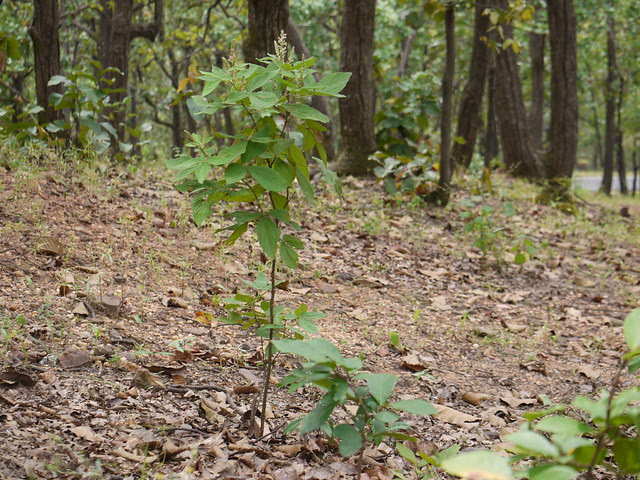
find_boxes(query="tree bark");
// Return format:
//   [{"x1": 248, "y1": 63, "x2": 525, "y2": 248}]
[
  {"x1": 616, "y1": 75, "x2": 627, "y2": 194},
  {"x1": 546, "y1": 0, "x2": 578, "y2": 181},
  {"x1": 433, "y1": 5, "x2": 455, "y2": 205},
  {"x1": 287, "y1": 19, "x2": 335, "y2": 162},
  {"x1": 451, "y1": 1, "x2": 490, "y2": 170},
  {"x1": 600, "y1": 14, "x2": 616, "y2": 195},
  {"x1": 335, "y1": 0, "x2": 377, "y2": 176},
  {"x1": 493, "y1": 0, "x2": 543, "y2": 179},
  {"x1": 29, "y1": 0, "x2": 63, "y2": 125},
  {"x1": 97, "y1": 0, "x2": 162, "y2": 143},
  {"x1": 528, "y1": 30, "x2": 545, "y2": 156},
  {"x1": 484, "y1": 54, "x2": 499, "y2": 167},
  {"x1": 243, "y1": 0, "x2": 289, "y2": 63}
]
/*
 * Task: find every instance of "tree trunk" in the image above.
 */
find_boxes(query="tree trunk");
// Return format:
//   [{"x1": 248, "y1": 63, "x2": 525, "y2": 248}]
[
  {"x1": 431, "y1": 5, "x2": 455, "y2": 205},
  {"x1": 546, "y1": 0, "x2": 578, "y2": 181},
  {"x1": 616, "y1": 75, "x2": 627, "y2": 194},
  {"x1": 244, "y1": 0, "x2": 289, "y2": 63},
  {"x1": 451, "y1": 1, "x2": 490, "y2": 170},
  {"x1": 335, "y1": 0, "x2": 377, "y2": 176},
  {"x1": 287, "y1": 19, "x2": 335, "y2": 162},
  {"x1": 98, "y1": 0, "x2": 162, "y2": 144},
  {"x1": 29, "y1": 0, "x2": 63, "y2": 125},
  {"x1": 600, "y1": 14, "x2": 616, "y2": 195},
  {"x1": 493, "y1": 0, "x2": 543, "y2": 179},
  {"x1": 484, "y1": 54, "x2": 499, "y2": 167},
  {"x1": 528, "y1": 30, "x2": 545, "y2": 156}
]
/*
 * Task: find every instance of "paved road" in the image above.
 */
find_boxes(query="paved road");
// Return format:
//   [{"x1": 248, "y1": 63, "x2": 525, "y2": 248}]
[{"x1": 574, "y1": 175, "x2": 638, "y2": 192}]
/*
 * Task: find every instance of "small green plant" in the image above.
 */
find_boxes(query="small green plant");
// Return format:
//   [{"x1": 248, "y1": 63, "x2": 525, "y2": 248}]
[
  {"x1": 395, "y1": 443, "x2": 461, "y2": 480},
  {"x1": 441, "y1": 308, "x2": 640, "y2": 480},
  {"x1": 459, "y1": 199, "x2": 505, "y2": 260},
  {"x1": 274, "y1": 338, "x2": 436, "y2": 480},
  {"x1": 372, "y1": 151, "x2": 438, "y2": 197},
  {"x1": 168, "y1": 34, "x2": 350, "y2": 436}
]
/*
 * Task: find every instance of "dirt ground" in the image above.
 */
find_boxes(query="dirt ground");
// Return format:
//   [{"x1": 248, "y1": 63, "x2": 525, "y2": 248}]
[{"x1": 1, "y1": 159, "x2": 639, "y2": 479}]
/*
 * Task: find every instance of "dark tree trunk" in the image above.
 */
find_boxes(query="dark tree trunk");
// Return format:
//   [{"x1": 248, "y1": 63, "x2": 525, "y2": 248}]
[
  {"x1": 493, "y1": 0, "x2": 542, "y2": 179},
  {"x1": 616, "y1": 75, "x2": 627, "y2": 194},
  {"x1": 29, "y1": 0, "x2": 62, "y2": 125},
  {"x1": 529, "y1": 31, "x2": 545, "y2": 156},
  {"x1": 484, "y1": 54, "x2": 499, "y2": 167},
  {"x1": 244, "y1": 0, "x2": 289, "y2": 63},
  {"x1": 97, "y1": 0, "x2": 162, "y2": 143},
  {"x1": 431, "y1": 5, "x2": 455, "y2": 205},
  {"x1": 451, "y1": 1, "x2": 490, "y2": 170},
  {"x1": 600, "y1": 14, "x2": 616, "y2": 195},
  {"x1": 287, "y1": 19, "x2": 335, "y2": 162},
  {"x1": 546, "y1": 0, "x2": 578, "y2": 181},
  {"x1": 335, "y1": 0, "x2": 377, "y2": 176}
]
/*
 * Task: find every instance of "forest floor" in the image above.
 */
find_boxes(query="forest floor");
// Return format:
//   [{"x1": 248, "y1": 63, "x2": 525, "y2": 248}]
[{"x1": 1, "y1": 150, "x2": 639, "y2": 480}]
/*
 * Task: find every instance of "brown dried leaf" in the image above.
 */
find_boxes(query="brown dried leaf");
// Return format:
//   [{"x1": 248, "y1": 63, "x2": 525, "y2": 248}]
[
  {"x1": 461, "y1": 392, "x2": 492, "y2": 406},
  {"x1": 70, "y1": 425, "x2": 105, "y2": 444},
  {"x1": 274, "y1": 444, "x2": 302, "y2": 457},
  {"x1": 131, "y1": 368, "x2": 165, "y2": 390},
  {"x1": 434, "y1": 404, "x2": 479, "y2": 426},
  {"x1": 577, "y1": 365, "x2": 601, "y2": 381},
  {"x1": 36, "y1": 237, "x2": 65, "y2": 257},
  {"x1": 0, "y1": 368, "x2": 37, "y2": 388},
  {"x1": 58, "y1": 349, "x2": 92, "y2": 369}
]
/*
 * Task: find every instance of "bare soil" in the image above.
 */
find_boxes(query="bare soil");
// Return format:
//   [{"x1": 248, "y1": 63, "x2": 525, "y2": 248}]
[{"x1": 1, "y1": 161, "x2": 639, "y2": 479}]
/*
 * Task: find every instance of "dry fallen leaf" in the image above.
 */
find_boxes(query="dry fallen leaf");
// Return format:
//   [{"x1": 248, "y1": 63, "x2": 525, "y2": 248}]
[
  {"x1": 461, "y1": 392, "x2": 492, "y2": 406},
  {"x1": 274, "y1": 444, "x2": 303, "y2": 457},
  {"x1": 58, "y1": 349, "x2": 92, "y2": 369},
  {"x1": 131, "y1": 368, "x2": 165, "y2": 390},
  {"x1": 36, "y1": 237, "x2": 65, "y2": 257},
  {"x1": 577, "y1": 365, "x2": 601, "y2": 381},
  {"x1": 434, "y1": 404, "x2": 479, "y2": 426},
  {"x1": 574, "y1": 276, "x2": 596, "y2": 288},
  {"x1": 70, "y1": 425, "x2": 105, "y2": 444}
]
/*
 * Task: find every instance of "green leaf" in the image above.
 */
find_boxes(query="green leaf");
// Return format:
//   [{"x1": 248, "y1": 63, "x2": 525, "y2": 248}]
[
  {"x1": 280, "y1": 242, "x2": 298, "y2": 268},
  {"x1": 212, "y1": 142, "x2": 248, "y2": 166},
  {"x1": 225, "y1": 222, "x2": 248, "y2": 246},
  {"x1": 375, "y1": 410, "x2": 399, "y2": 424},
  {"x1": 6, "y1": 37, "x2": 21, "y2": 60},
  {"x1": 316, "y1": 159, "x2": 342, "y2": 197},
  {"x1": 273, "y1": 338, "x2": 343, "y2": 363},
  {"x1": 506, "y1": 430, "x2": 559, "y2": 457},
  {"x1": 224, "y1": 163, "x2": 246, "y2": 184},
  {"x1": 312, "y1": 72, "x2": 352, "y2": 96},
  {"x1": 623, "y1": 309, "x2": 640, "y2": 351},
  {"x1": 248, "y1": 166, "x2": 290, "y2": 192},
  {"x1": 390, "y1": 399, "x2": 437, "y2": 416},
  {"x1": 333, "y1": 424, "x2": 363, "y2": 457},
  {"x1": 198, "y1": 67, "x2": 232, "y2": 82},
  {"x1": 192, "y1": 196, "x2": 213, "y2": 227},
  {"x1": 613, "y1": 437, "x2": 640, "y2": 474},
  {"x1": 514, "y1": 253, "x2": 527, "y2": 265},
  {"x1": 299, "y1": 397, "x2": 337, "y2": 434},
  {"x1": 296, "y1": 168, "x2": 315, "y2": 203},
  {"x1": 534, "y1": 416, "x2": 593, "y2": 435},
  {"x1": 47, "y1": 75, "x2": 67, "y2": 87},
  {"x1": 363, "y1": 374, "x2": 397, "y2": 405},
  {"x1": 527, "y1": 465, "x2": 579, "y2": 480},
  {"x1": 282, "y1": 104, "x2": 329, "y2": 123},
  {"x1": 255, "y1": 217, "x2": 280, "y2": 259},
  {"x1": 195, "y1": 162, "x2": 210, "y2": 183},
  {"x1": 283, "y1": 234, "x2": 304, "y2": 249},
  {"x1": 246, "y1": 68, "x2": 279, "y2": 92},
  {"x1": 396, "y1": 442, "x2": 418, "y2": 465},
  {"x1": 441, "y1": 451, "x2": 513, "y2": 480},
  {"x1": 249, "y1": 92, "x2": 279, "y2": 110},
  {"x1": 288, "y1": 145, "x2": 309, "y2": 177}
]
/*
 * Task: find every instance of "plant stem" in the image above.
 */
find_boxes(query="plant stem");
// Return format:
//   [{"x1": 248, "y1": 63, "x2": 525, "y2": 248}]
[
  {"x1": 585, "y1": 359, "x2": 627, "y2": 479},
  {"x1": 260, "y1": 254, "x2": 278, "y2": 436}
]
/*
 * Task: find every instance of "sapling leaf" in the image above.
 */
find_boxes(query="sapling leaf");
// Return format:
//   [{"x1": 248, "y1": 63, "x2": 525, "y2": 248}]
[
  {"x1": 311, "y1": 72, "x2": 352, "y2": 96},
  {"x1": 283, "y1": 234, "x2": 304, "y2": 250},
  {"x1": 390, "y1": 399, "x2": 437, "y2": 416},
  {"x1": 441, "y1": 451, "x2": 513, "y2": 480},
  {"x1": 249, "y1": 91, "x2": 279, "y2": 110},
  {"x1": 282, "y1": 103, "x2": 329, "y2": 123},
  {"x1": 613, "y1": 437, "x2": 640, "y2": 474},
  {"x1": 333, "y1": 424, "x2": 363, "y2": 457},
  {"x1": 506, "y1": 430, "x2": 559, "y2": 457},
  {"x1": 255, "y1": 217, "x2": 280, "y2": 259},
  {"x1": 363, "y1": 374, "x2": 397, "y2": 405},
  {"x1": 396, "y1": 442, "x2": 418, "y2": 465},
  {"x1": 534, "y1": 415, "x2": 593, "y2": 435},
  {"x1": 225, "y1": 222, "x2": 248, "y2": 246},
  {"x1": 247, "y1": 166, "x2": 289, "y2": 192},
  {"x1": 299, "y1": 397, "x2": 337, "y2": 434},
  {"x1": 280, "y1": 242, "x2": 298, "y2": 268},
  {"x1": 316, "y1": 158, "x2": 342, "y2": 197},
  {"x1": 623, "y1": 309, "x2": 640, "y2": 351},
  {"x1": 527, "y1": 465, "x2": 579, "y2": 480},
  {"x1": 296, "y1": 168, "x2": 316, "y2": 203}
]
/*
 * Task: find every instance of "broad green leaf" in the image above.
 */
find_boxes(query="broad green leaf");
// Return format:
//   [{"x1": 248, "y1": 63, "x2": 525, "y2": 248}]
[
  {"x1": 283, "y1": 104, "x2": 329, "y2": 123},
  {"x1": 273, "y1": 338, "x2": 343, "y2": 363},
  {"x1": 225, "y1": 222, "x2": 248, "y2": 246},
  {"x1": 248, "y1": 166, "x2": 290, "y2": 192},
  {"x1": 288, "y1": 145, "x2": 309, "y2": 177},
  {"x1": 333, "y1": 424, "x2": 363, "y2": 457},
  {"x1": 375, "y1": 410, "x2": 399, "y2": 424},
  {"x1": 249, "y1": 92, "x2": 279, "y2": 110},
  {"x1": 527, "y1": 465, "x2": 579, "y2": 480},
  {"x1": 280, "y1": 242, "x2": 298, "y2": 268},
  {"x1": 534, "y1": 416, "x2": 593, "y2": 435},
  {"x1": 296, "y1": 168, "x2": 315, "y2": 203},
  {"x1": 198, "y1": 67, "x2": 232, "y2": 82},
  {"x1": 297, "y1": 316, "x2": 318, "y2": 334},
  {"x1": 316, "y1": 158, "x2": 342, "y2": 197},
  {"x1": 224, "y1": 91, "x2": 248, "y2": 104},
  {"x1": 623, "y1": 309, "x2": 640, "y2": 351},
  {"x1": 396, "y1": 442, "x2": 417, "y2": 465},
  {"x1": 246, "y1": 68, "x2": 279, "y2": 92},
  {"x1": 202, "y1": 79, "x2": 221, "y2": 96},
  {"x1": 613, "y1": 437, "x2": 640, "y2": 474},
  {"x1": 192, "y1": 196, "x2": 213, "y2": 227},
  {"x1": 363, "y1": 374, "x2": 397, "y2": 405},
  {"x1": 390, "y1": 399, "x2": 437, "y2": 416},
  {"x1": 224, "y1": 163, "x2": 246, "y2": 184},
  {"x1": 242, "y1": 140, "x2": 269, "y2": 163},
  {"x1": 283, "y1": 234, "x2": 304, "y2": 249},
  {"x1": 47, "y1": 75, "x2": 68, "y2": 87},
  {"x1": 255, "y1": 217, "x2": 280, "y2": 259},
  {"x1": 212, "y1": 142, "x2": 248, "y2": 166},
  {"x1": 312, "y1": 72, "x2": 352, "y2": 96},
  {"x1": 299, "y1": 397, "x2": 337, "y2": 434},
  {"x1": 441, "y1": 451, "x2": 513, "y2": 480},
  {"x1": 506, "y1": 430, "x2": 559, "y2": 457},
  {"x1": 6, "y1": 37, "x2": 21, "y2": 60},
  {"x1": 195, "y1": 162, "x2": 211, "y2": 183}
]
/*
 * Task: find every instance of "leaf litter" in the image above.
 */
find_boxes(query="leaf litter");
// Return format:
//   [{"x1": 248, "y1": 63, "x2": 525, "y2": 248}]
[{"x1": 0, "y1": 167, "x2": 639, "y2": 478}]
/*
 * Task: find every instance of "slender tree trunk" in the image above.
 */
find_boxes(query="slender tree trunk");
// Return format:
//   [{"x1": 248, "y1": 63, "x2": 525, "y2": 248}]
[
  {"x1": 546, "y1": 0, "x2": 578, "y2": 181},
  {"x1": 431, "y1": 5, "x2": 455, "y2": 205},
  {"x1": 484, "y1": 54, "x2": 499, "y2": 167},
  {"x1": 600, "y1": 14, "x2": 616, "y2": 195},
  {"x1": 29, "y1": 0, "x2": 63, "y2": 125},
  {"x1": 244, "y1": 0, "x2": 289, "y2": 63},
  {"x1": 335, "y1": 0, "x2": 377, "y2": 176},
  {"x1": 397, "y1": 30, "x2": 417, "y2": 78},
  {"x1": 529, "y1": 30, "x2": 545, "y2": 156},
  {"x1": 616, "y1": 75, "x2": 627, "y2": 194},
  {"x1": 287, "y1": 19, "x2": 335, "y2": 162},
  {"x1": 451, "y1": 1, "x2": 490, "y2": 170},
  {"x1": 493, "y1": 0, "x2": 543, "y2": 179}
]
